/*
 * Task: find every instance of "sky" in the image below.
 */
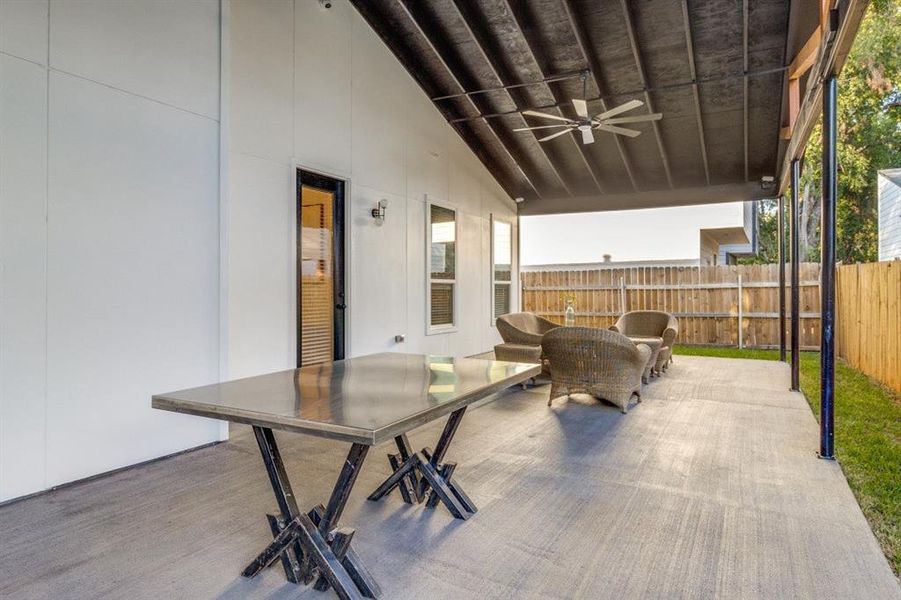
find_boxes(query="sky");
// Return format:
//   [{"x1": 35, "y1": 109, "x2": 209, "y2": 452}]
[{"x1": 520, "y1": 201, "x2": 746, "y2": 265}]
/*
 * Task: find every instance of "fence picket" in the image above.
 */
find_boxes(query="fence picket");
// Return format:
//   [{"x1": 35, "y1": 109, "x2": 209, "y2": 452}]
[
  {"x1": 523, "y1": 262, "x2": 822, "y2": 349},
  {"x1": 521, "y1": 260, "x2": 898, "y2": 393}
]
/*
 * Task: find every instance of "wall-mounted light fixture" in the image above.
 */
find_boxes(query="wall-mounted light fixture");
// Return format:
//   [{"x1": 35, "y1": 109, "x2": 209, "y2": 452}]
[
  {"x1": 760, "y1": 175, "x2": 775, "y2": 190},
  {"x1": 371, "y1": 199, "x2": 388, "y2": 225}
]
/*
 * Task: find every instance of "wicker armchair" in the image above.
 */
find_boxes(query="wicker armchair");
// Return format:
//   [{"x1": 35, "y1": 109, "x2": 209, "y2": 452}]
[
  {"x1": 495, "y1": 312, "x2": 559, "y2": 346},
  {"x1": 496, "y1": 313, "x2": 558, "y2": 379},
  {"x1": 609, "y1": 311, "x2": 679, "y2": 371},
  {"x1": 542, "y1": 327, "x2": 651, "y2": 413}
]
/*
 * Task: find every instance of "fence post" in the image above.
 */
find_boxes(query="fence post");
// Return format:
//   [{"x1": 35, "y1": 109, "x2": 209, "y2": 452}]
[
  {"x1": 737, "y1": 274, "x2": 743, "y2": 349},
  {"x1": 619, "y1": 276, "x2": 627, "y2": 315}
]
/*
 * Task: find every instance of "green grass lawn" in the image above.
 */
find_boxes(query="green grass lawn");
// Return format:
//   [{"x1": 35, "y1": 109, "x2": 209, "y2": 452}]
[{"x1": 674, "y1": 345, "x2": 901, "y2": 575}]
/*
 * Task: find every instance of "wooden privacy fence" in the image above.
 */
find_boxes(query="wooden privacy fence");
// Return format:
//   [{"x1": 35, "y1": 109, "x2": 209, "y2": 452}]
[
  {"x1": 836, "y1": 261, "x2": 901, "y2": 393},
  {"x1": 521, "y1": 263, "x2": 822, "y2": 349}
]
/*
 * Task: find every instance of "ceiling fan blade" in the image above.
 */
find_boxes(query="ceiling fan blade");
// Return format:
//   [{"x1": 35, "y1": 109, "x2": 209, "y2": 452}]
[
  {"x1": 522, "y1": 110, "x2": 574, "y2": 123},
  {"x1": 601, "y1": 112, "x2": 663, "y2": 125},
  {"x1": 539, "y1": 128, "x2": 573, "y2": 142},
  {"x1": 594, "y1": 99, "x2": 644, "y2": 121},
  {"x1": 572, "y1": 98, "x2": 589, "y2": 119},
  {"x1": 512, "y1": 124, "x2": 572, "y2": 132},
  {"x1": 581, "y1": 128, "x2": 595, "y2": 144},
  {"x1": 597, "y1": 124, "x2": 641, "y2": 138}
]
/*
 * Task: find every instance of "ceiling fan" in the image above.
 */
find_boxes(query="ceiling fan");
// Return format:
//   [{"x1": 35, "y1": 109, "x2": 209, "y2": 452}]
[{"x1": 516, "y1": 98, "x2": 662, "y2": 145}]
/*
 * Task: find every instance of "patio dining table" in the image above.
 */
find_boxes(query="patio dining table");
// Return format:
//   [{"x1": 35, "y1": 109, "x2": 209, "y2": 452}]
[{"x1": 151, "y1": 352, "x2": 539, "y2": 600}]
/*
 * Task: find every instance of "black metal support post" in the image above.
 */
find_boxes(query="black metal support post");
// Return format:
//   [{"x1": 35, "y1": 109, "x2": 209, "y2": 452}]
[
  {"x1": 819, "y1": 74, "x2": 837, "y2": 460},
  {"x1": 790, "y1": 159, "x2": 801, "y2": 391},
  {"x1": 778, "y1": 195, "x2": 786, "y2": 361}
]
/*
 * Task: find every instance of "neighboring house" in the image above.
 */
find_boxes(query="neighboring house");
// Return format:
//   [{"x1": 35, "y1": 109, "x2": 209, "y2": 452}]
[
  {"x1": 878, "y1": 169, "x2": 901, "y2": 260},
  {"x1": 699, "y1": 200, "x2": 758, "y2": 266},
  {"x1": 521, "y1": 200, "x2": 759, "y2": 266},
  {"x1": 524, "y1": 202, "x2": 758, "y2": 270}
]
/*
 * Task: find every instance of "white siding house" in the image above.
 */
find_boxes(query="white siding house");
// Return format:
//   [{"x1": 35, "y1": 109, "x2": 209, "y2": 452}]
[
  {"x1": 226, "y1": 0, "x2": 518, "y2": 381},
  {"x1": 0, "y1": 0, "x2": 516, "y2": 503},
  {"x1": 1, "y1": 0, "x2": 223, "y2": 501},
  {"x1": 878, "y1": 169, "x2": 901, "y2": 261}
]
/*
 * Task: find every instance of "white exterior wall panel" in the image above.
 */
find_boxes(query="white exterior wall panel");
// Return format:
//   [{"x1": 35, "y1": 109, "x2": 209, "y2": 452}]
[
  {"x1": 226, "y1": 0, "x2": 518, "y2": 378},
  {"x1": 878, "y1": 170, "x2": 901, "y2": 261}
]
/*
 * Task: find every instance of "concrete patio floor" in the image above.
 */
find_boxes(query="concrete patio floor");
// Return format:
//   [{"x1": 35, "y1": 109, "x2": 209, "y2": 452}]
[{"x1": 1, "y1": 355, "x2": 898, "y2": 599}]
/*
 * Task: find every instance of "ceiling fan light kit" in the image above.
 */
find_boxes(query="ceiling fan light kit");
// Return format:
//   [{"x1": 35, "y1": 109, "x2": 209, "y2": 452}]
[{"x1": 519, "y1": 97, "x2": 662, "y2": 145}]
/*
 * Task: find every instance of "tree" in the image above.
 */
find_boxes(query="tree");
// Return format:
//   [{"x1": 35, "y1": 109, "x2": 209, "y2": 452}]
[
  {"x1": 743, "y1": 1, "x2": 900, "y2": 265},
  {"x1": 746, "y1": 198, "x2": 781, "y2": 264}
]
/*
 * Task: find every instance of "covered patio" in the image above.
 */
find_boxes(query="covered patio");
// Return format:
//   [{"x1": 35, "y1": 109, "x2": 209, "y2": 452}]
[
  {"x1": 1, "y1": 356, "x2": 896, "y2": 599},
  {"x1": 1, "y1": 0, "x2": 897, "y2": 597}
]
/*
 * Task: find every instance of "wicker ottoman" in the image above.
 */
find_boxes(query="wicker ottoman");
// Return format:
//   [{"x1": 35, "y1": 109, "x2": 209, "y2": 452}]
[
  {"x1": 494, "y1": 343, "x2": 544, "y2": 388},
  {"x1": 627, "y1": 336, "x2": 663, "y2": 383}
]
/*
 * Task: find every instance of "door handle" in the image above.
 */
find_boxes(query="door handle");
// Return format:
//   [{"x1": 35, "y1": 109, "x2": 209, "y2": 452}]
[{"x1": 336, "y1": 303, "x2": 347, "y2": 310}]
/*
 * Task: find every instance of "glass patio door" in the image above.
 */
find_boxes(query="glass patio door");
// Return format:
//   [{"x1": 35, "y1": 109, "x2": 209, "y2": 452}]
[{"x1": 297, "y1": 170, "x2": 345, "y2": 366}]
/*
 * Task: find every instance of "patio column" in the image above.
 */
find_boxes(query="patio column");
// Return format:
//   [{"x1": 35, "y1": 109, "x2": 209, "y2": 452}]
[
  {"x1": 778, "y1": 196, "x2": 786, "y2": 361},
  {"x1": 819, "y1": 73, "x2": 837, "y2": 460},
  {"x1": 790, "y1": 159, "x2": 801, "y2": 391}
]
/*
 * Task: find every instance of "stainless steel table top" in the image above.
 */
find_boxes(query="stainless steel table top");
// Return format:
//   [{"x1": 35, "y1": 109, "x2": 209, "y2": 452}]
[{"x1": 152, "y1": 352, "x2": 540, "y2": 445}]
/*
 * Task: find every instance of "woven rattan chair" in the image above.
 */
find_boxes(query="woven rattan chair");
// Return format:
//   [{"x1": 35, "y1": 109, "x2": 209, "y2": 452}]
[
  {"x1": 609, "y1": 311, "x2": 679, "y2": 372},
  {"x1": 495, "y1": 312, "x2": 559, "y2": 346},
  {"x1": 495, "y1": 313, "x2": 558, "y2": 380},
  {"x1": 542, "y1": 327, "x2": 651, "y2": 413}
]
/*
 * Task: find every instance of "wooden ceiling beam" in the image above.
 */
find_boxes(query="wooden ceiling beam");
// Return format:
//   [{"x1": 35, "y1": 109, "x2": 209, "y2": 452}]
[
  {"x1": 781, "y1": 77, "x2": 801, "y2": 140},
  {"x1": 394, "y1": 0, "x2": 543, "y2": 200},
  {"x1": 742, "y1": 0, "x2": 749, "y2": 182},
  {"x1": 351, "y1": 0, "x2": 529, "y2": 200},
  {"x1": 560, "y1": 0, "x2": 638, "y2": 191},
  {"x1": 680, "y1": 0, "x2": 710, "y2": 186},
  {"x1": 447, "y1": 0, "x2": 574, "y2": 198},
  {"x1": 448, "y1": 65, "x2": 788, "y2": 124},
  {"x1": 777, "y1": 0, "x2": 867, "y2": 194},
  {"x1": 821, "y1": 0, "x2": 832, "y2": 32},
  {"x1": 498, "y1": 0, "x2": 605, "y2": 194},
  {"x1": 788, "y1": 25, "x2": 823, "y2": 80},
  {"x1": 782, "y1": 21, "x2": 825, "y2": 141},
  {"x1": 619, "y1": 0, "x2": 674, "y2": 189}
]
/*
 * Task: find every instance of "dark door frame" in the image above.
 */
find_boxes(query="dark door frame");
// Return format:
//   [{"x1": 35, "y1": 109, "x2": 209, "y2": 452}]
[{"x1": 296, "y1": 169, "x2": 346, "y2": 366}]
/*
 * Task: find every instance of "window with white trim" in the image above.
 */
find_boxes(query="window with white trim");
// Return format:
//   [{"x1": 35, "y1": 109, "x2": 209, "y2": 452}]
[
  {"x1": 427, "y1": 203, "x2": 457, "y2": 331},
  {"x1": 492, "y1": 218, "x2": 512, "y2": 319}
]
